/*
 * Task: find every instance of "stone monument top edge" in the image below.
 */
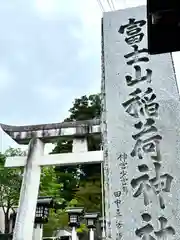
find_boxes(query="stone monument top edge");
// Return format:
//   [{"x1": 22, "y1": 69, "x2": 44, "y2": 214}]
[{"x1": 103, "y1": 4, "x2": 146, "y2": 16}]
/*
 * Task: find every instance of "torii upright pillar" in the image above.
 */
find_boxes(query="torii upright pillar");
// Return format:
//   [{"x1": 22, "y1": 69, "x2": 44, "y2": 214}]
[
  {"x1": 0, "y1": 120, "x2": 103, "y2": 240},
  {"x1": 13, "y1": 137, "x2": 44, "y2": 240}
]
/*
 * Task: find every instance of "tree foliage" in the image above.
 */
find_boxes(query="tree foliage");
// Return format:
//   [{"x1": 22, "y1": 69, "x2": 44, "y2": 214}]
[
  {"x1": 40, "y1": 166, "x2": 67, "y2": 237},
  {"x1": 40, "y1": 166, "x2": 62, "y2": 201},
  {"x1": 43, "y1": 209, "x2": 68, "y2": 237},
  {"x1": 75, "y1": 179, "x2": 102, "y2": 212},
  {"x1": 52, "y1": 93, "x2": 102, "y2": 210},
  {"x1": 0, "y1": 148, "x2": 25, "y2": 233},
  {"x1": 66, "y1": 94, "x2": 101, "y2": 121},
  {"x1": 44, "y1": 93, "x2": 102, "y2": 236},
  {"x1": 0, "y1": 93, "x2": 102, "y2": 237}
]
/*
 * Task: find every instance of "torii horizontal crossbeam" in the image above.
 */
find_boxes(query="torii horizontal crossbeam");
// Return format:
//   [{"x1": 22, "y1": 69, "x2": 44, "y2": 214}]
[
  {"x1": 0, "y1": 119, "x2": 101, "y2": 144},
  {"x1": 5, "y1": 150, "x2": 103, "y2": 168}
]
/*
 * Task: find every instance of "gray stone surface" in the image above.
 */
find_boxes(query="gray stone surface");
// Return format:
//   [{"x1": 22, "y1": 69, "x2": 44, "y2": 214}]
[
  {"x1": 102, "y1": 5, "x2": 180, "y2": 240},
  {"x1": 101, "y1": 18, "x2": 112, "y2": 239},
  {"x1": 0, "y1": 119, "x2": 100, "y2": 144},
  {"x1": 13, "y1": 138, "x2": 44, "y2": 240}
]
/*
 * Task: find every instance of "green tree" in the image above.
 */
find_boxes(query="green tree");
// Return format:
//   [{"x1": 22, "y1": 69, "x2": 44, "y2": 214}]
[
  {"x1": 66, "y1": 94, "x2": 101, "y2": 121},
  {"x1": 43, "y1": 209, "x2": 68, "y2": 237},
  {"x1": 64, "y1": 94, "x2": 101, "y2": 180},
  {"x1": 42, "y1": 94, "x2": 102, "y2": 237},
  {"x1": 74, "y1": 179, "x2": 102, "y2": 212},
  {"x1": 0, "y1": 94, "x2": 102, "y2": 236},
  {"x1": 52, "y1": 94, "x2": 102, "y2": 210},
  {"x1": 41, "y1": 167, "x2": 88, "y2": 237},
  {"x1": 0, "y1": 148, "x2": 64, "y2": 236},
  {"x1": 40, "y1": 166, "x2": 62, "y2": 200},
  {"x1": 40, "y1": 166, "x2": 67, "y2": 237},
  {"x1": 0, "y1": 148, "x2": 25, "y2": 233}
]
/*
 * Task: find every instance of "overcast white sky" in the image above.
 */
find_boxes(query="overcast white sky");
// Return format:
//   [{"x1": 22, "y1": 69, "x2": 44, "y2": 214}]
[{"x1": 0, "y1": 0, "x2": 180, "y2": 153}]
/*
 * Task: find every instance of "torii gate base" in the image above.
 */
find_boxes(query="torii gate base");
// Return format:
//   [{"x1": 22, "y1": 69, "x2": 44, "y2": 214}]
[{"x1": 1, "y1": 120, "x2": 103, "y2": 240}]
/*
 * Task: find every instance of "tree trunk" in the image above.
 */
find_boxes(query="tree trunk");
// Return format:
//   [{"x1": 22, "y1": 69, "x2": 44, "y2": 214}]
[{"x1": 4, "y1": 210, "x2": 10, "y2": 234}]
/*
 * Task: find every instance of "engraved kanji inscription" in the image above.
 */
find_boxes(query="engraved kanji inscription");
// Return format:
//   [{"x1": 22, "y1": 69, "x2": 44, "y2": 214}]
[
  {"x1": 118, "y1": 18, "x2": 146, "y2": 45},
  {"x1": 114, "y1": 191, "x2": 121, "y2": 198},
  {"x1": 154, "y1": 217, "x2": 175, "y2": 239},
  {"x1": 117, "y1": 153, "x2": 128, "y2": 193},
  {"x1": 120, "y1": 170, "x2": 128, "y2": 181},
  {"x1": 116, "y1": 208, "x2": 122, "y2": 217},
  {"x1": 131, "y1": 164, "x2": 153, "y2": 206},
  {"x1": 116, "y1": 219, "x2": 123, "y2": 229},
  {"x1": 116, "y1": 219, "x2": 123, "y2": 240},
  {"x1": 114, "y1": 190, "x2": 122, "y2": 217},
  {"x1": 116, "y1": 232, "x2": 122, "y2": 240},
  {"x1": 114, "y1": 198, "x2": 121, "y2": 208},
  {"x1": 125, "y1": 65, "x2": 152, "y2": 87},
  {"x1": 136, "y1": 214, "x2": 175, "y2": 239},
  {"x1": 131, "y1": 163, "x2": 173, "y2": 208},
  {"x1": 132, "y1": 118, "x2": 158, "y2": 140},
  {"x1": 124, "y1": 45, "x2": 149, "y2": 66},
  {"x1": 130, "y1": 118, "x2": 162, "y2": 159},
  {"x1": 135, "y1": 213, "x2": 155, "y2": 240},
  {"x1": 131, "y1": 135, "x2": 162, "y2": 160},
  {"x1": 118, "y1": 153, "x2": 127, "y2": 161},
  {"x1": 149, "y1": 162, "x2": 173, "y2": 209},
  {"x1": 122, "y1": 88, "x2": 159, "y2": 118}
]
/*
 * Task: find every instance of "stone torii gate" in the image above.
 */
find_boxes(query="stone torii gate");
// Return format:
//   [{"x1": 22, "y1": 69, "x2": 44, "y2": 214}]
[{"x1": 0, "y1": 119, "x2": 103, "y2": 240}]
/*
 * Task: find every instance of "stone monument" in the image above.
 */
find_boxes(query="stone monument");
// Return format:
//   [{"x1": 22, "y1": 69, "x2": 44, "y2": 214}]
[
  {"x1": 0, "y1": 120, "x2": 103, "y2": 240},
  {"x1": 2, "y1": 4, "x2": 180, "y2": 240},
  {"x1": 102, "y1": 5, "x2": 180, "y2": 240}
]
